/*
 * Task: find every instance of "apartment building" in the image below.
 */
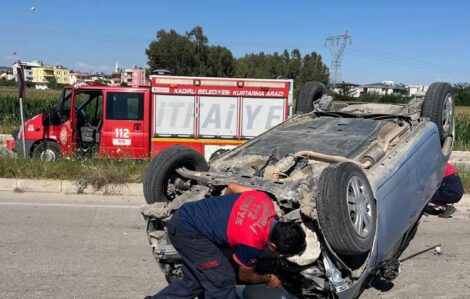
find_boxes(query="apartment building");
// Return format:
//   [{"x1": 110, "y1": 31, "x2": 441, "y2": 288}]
[
  {"x1": 12, "y1": 60, "x2": 69, "y2": 85},
  {"x1": 119, "y1": 67, "x2": 148, "y2": 86}
]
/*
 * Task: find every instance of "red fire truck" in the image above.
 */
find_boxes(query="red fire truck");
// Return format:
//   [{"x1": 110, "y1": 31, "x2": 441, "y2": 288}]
[{"x1": 7, "y1": 75, "x2": 293, "y2": 161}]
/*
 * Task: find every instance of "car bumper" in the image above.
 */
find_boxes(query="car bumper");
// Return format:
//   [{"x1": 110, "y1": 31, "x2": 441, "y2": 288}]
[{"x1": 5, "y1": 138, "x2": 16, "y2": 152}]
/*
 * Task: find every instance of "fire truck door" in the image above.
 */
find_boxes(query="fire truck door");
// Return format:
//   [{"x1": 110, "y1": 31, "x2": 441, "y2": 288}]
[{"x1": 102, "y1": 91, "x2": 148, "y2": 158}]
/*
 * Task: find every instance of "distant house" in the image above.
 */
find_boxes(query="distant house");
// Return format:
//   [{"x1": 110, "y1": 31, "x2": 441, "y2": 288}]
[
  {"x1": 120, "y1": 67, "x2": 148, "y2": 86},
  {"x1": 359, "y1": 81, "x2": 407, "y2": 96},
  {"x1": 332, "y1": 82, "x2": 361, "y2": 97},
  {"x1": 0, "y1": 66, "x2": 13, "y2": 80},
  {"x1": 406, "y1": 84, "x2": 428, "y2": 96},
  {"x1": 69, "y1": 72, "x2": 93, "y2": 84}
]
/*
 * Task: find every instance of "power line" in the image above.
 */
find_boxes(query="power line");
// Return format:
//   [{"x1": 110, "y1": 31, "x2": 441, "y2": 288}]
[
  {"x1": 348, "y1": 46, "x2": 470, "y2": 77},
  {"x1": 345, "y1": 49, "x2": 470, "y2": 79},
  {"x1": 351, "y1": 44, "x2": 470, "y2": 73}
]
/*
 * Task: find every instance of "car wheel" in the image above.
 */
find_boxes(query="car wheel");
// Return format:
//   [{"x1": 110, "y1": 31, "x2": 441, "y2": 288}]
[
  {"x1": 143, "y1": 146, "x2": 209, "y2": 204},
  {"x1": 32, "y1": 141, "x2": 61, "y2": 161},
  {"x1": 295, "y1": 81, "x2": 328, "y2": 114},
  {"x1": 316, "y1": 162, "x2": 376, "y2": 255},
  {"x1": 421, "y1": 82, "x2": 454, "y2": 144}
]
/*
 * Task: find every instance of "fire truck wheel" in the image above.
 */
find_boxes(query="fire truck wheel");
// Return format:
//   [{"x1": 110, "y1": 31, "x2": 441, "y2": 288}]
[
  {"x1": 144, "y1": 146, "x2": 209, "y2": 204},
  {"x1": 32, "y1": 141, "x2": 61, "y2": 162},
  {"x1": 295, "y1": 81, "x2": 328, "y2": 114}
]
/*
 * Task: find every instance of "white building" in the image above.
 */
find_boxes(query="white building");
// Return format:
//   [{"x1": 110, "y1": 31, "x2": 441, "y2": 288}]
[
  {"x1": 406, "y1": 84, "x2": 428, "y2": 96},
  {"x1": 69, "y1": 72, "x2": 93, "y2": 84},
  {"x1": 12, "y1": 60, "x2": 43, "y2": 82},
  {"x1": 332, "y1": 82, "x2": 361, "y2": 97},
  {"x1": 0, "y1": 67, "x2": 14, "y2": 80},
  {"x1": 359, "y1": 81, "x2": 407, "y2": 95}
]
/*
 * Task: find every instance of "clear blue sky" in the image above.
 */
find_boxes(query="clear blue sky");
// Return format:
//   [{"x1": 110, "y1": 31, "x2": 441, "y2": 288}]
[{"x1": 1, "y1": 0, "x2": 469, "y2": 84}]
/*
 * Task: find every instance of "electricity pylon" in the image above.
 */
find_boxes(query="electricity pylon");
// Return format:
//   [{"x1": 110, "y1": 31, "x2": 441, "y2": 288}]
[{"x1": 325, "y1": 31, "x2": 351, "y2": 86}]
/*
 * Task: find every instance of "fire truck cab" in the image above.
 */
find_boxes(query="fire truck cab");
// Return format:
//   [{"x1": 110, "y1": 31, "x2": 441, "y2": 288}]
[{"x1": 9, "y1": 76, "x2": 293, "y2": 161}]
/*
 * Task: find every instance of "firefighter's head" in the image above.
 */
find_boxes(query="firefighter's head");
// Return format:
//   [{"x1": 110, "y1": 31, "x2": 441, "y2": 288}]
[{"x1": 268, "y1": 221, "x2": 306, "y2": 257}]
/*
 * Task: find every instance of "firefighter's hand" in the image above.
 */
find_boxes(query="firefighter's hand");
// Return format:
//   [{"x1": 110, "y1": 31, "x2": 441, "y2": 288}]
[{"x1": 266, "y1": 274, "x2": 283, "y2": 288}]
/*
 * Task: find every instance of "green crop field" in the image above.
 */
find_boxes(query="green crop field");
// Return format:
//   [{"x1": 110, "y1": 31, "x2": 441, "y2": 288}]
[
  {"x1": 0, "y1": 87, "x2": 60, "y2": 134},
  {"x1": 455, "y1": 107, "x2": 470, "y2": 151},
  {"x1": 456, "y1": 106, "x2": 470, "y2": 114}
]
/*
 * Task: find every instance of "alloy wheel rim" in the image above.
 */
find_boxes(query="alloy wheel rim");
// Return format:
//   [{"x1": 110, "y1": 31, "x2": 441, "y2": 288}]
[
  {"x1": 442, "y1": 93, "x2": 454, "y2": 134},
  {"x1": 346, "y1": 176, "x2": 372, "y2": 238}
]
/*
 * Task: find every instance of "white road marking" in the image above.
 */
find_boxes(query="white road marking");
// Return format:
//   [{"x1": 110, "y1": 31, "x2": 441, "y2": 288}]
[{"x1": 0, "y1": 202, "x2": 142, "y2": 209}]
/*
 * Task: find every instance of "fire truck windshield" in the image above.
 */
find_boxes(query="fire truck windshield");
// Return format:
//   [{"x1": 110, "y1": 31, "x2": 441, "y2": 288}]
[{"x1": 48, "y1": 88, "x2": 73, "y2": 125}]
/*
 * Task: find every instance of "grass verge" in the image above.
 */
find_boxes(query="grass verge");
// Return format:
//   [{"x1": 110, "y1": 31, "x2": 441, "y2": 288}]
[
  {"x1": 458, "y1": 169, "x2": 470, "y2": 194},
  {"x1": 0, "y1": 156, "x2": 148, "y2": 189}
]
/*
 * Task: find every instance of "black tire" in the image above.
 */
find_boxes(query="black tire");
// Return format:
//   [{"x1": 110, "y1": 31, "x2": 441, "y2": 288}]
[
  {"x1": 421, "y1": 82, "x2": 454, "y2": 144},
  {"x1": 143, "y1": 146, "x2": 209, "y2": 204},
  {"x1": 316, "y1": 162, "x2": 376, "y2": 255},
  {"x1": 32, "y1": 141, "x2": 61, "y2": 161},
  {"x1": 295, "y1": 81, "x2": 328, "y2": 114}
]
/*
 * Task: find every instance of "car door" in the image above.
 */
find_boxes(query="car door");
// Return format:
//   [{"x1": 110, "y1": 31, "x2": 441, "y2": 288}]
[{"x1": 101, "y1": 89, "x2": 149, "y2": 158}]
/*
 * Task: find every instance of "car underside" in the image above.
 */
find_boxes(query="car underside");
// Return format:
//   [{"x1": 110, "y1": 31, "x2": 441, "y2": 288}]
[{"x1": 142, "y1": 82, "x2": 454, "y2": 298}]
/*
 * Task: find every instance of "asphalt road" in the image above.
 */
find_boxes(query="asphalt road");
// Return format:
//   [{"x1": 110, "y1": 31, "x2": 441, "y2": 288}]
[
  {"x1": 0, "y1": 192, "x2": 165, "y2": 298},
  {"x1": 0, "y1": 191, "x2": 469, "y2": 298}
]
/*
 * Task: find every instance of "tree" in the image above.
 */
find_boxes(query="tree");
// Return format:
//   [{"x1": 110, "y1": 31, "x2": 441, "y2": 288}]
[
  {"x1": 146, "y1": 26, "x2": 330, "y2": 88},
  {"x1": 453, "y1": 83, "x2": 470, "y2": 106},
  {"x1": 206, "y1": 46, "x2": 235, "y2": 77},
  {"x1": 146, "y1": 29, "x2": 193, "y2": 75},
  {"x1": 146, "y1": 26, "x2": 235, "y2": 77},
  {"x1": 298, "y1": 52, "x2": 329, "y2": 85},
  {"x1": 47, "y1": 76, "x2": 58, "y2": 89},
  {"x1": 235, "y1": 49, "x2": 329, "y2": 98}
]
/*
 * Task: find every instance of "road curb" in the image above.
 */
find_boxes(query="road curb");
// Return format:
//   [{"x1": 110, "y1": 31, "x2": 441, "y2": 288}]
[{"x1": 0, "y1": 178, "x2": 143, "y2": 196}]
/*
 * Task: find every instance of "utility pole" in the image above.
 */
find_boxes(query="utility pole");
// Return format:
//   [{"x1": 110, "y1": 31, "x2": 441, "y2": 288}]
[
  {"x1": 16, "y1": 63, "x2": 27, "y2": 158},
  {"x1": 325, "y1": 31, "x2": 352, "y2": 86}
]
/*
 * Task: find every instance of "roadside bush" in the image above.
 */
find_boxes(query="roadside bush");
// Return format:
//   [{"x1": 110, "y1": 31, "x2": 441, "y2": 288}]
[
  {"x1": 332, "y1": 92, "x2": 409, "y2": 104},
  {"x1": 0, "y1": 79, "x2": 17, "y2": 87},
  {"x1": 454, "y1": 83, "x2": 470, "y2": 106},
  {"x1": 360, "y1": 92, "x2": 409, "y2": 104}
]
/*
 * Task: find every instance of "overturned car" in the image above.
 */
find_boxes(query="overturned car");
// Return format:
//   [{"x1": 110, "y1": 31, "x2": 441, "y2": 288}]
[{"x1": 141, "y1": 82, "x2": 454, "y2": 298}]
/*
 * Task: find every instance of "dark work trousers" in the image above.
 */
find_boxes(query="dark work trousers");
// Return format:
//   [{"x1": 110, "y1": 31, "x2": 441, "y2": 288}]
[
  {"x1": 152, "y1": 211, "x2": 237, "y2": 299},
  {"x1": 431, "y1": 174, "x2": 464, "y2": 205}
]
